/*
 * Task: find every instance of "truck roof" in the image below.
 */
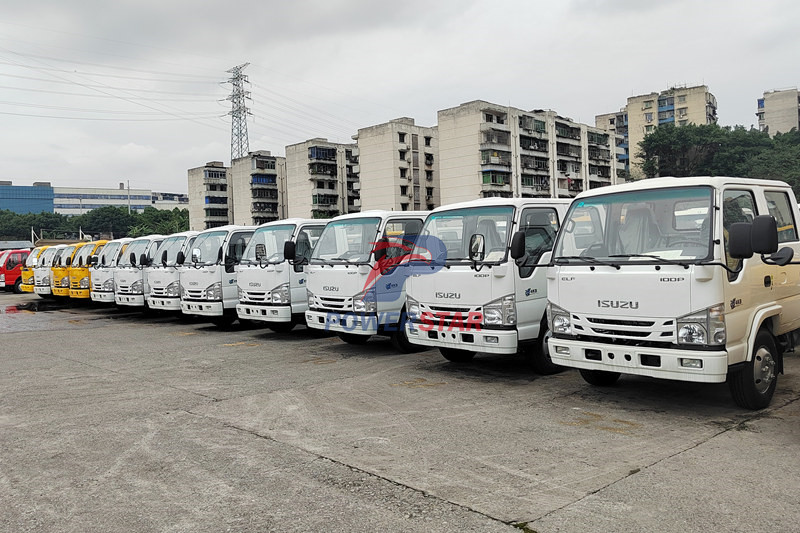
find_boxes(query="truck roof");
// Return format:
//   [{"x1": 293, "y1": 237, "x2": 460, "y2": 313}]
[
  {"x1": 429, "y1": 197, "x2": 572, "y2": 214},
  {"x1": 576, "y1": 176, "x2": 793, "y2": 200},
  {"x1": 253, "y1": 218, "x2": 327, "y2": 229},
  {"x1": 195, "y1": 224, "x2": 255, "y2": 234},
  {"x1": 327, "y1": 210, "x2": 428, "y2": 222}
]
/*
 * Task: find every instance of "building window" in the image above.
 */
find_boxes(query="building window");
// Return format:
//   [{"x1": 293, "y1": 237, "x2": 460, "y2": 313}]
[
  {"x1": 400, "y1": 168, "x2": 407, "y2": 179},
  {"x1": 645, "y1": 113, "x2": 653, "y2": 122},
  {"x1": 425, "y1": 170, "x2": 433, "y2": 181},
  {"x1": 484, "y1": 113, "x2": 494, "y2": 123},
  {"x1": 678, "y1": 107, "x2": 688, "y2": 118},
  {"x1": 398, "y1": 132, "x2": 406, "y2": 143},
  {"x1": 426, "y1": 187, "x2": 433, "y2": 198},
  {"x1": 401, "y1": 203, "x2": 409, "y2": 211},
  {"x1": 609, "y1": 118, "x2": 615, "y2": 125},
  {"x1": 643, "y1": 100, "x2": 654, "y2": 109},
  {"x1": 399, "y1": 150, "x2": 407, "y2": 160},
  {"x1": 677, "y1": 95, "x2": 687, "y2": 103},
  {"x1": 645, "y1": 125, "x2": 655, "y2": 133},
  {"x1": 678, "y1": 120, "x2": 688, "y2": 126},
  {"x1": 400, "y1": 185, "x2": 408, "y2": 196},
  {"x1": 424, "y1": 136, "x2": 432, "y2": 146}
]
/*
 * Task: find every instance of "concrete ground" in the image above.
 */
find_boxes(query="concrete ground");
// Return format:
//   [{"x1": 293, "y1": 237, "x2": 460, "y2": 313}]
[{"x1": 1, "y1": 291, "x2": 799, "y2": 533}]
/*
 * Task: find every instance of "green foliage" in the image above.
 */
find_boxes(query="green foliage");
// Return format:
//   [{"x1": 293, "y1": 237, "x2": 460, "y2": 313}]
[
  {"x1": 0, "y1": 206, "x2": 189, "y2": 241},
  {"x1": 637, "y1": 124, "x2": 800, "y2": 194}
]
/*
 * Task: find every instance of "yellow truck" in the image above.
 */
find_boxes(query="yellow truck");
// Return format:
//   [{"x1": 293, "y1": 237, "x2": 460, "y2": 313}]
[
  {"x1": 51, "y1": 242, "x2": 86, "y2": 297},
  {"x1": 68, "y1": 240, "x2": 108, "y2": 299},
  {"x1": 19, "y1": 246, "x2": 48, "y2": 293}
]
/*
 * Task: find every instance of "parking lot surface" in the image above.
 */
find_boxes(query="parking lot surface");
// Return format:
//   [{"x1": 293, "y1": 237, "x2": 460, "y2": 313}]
[{"x1": 2, "y1": 291, "x2": 800, "y2": 532}]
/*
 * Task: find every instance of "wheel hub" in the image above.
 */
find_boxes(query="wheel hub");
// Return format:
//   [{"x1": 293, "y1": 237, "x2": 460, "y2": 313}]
[{"x1": 753, "y1": 347, "x2": 776, "y2": 394}]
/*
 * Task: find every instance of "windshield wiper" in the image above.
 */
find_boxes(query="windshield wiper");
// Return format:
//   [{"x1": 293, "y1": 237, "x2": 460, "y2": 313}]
[
  {"x1": 554, "y1": 255, "x2": 621, "y2": 270},
  {"x1": 609, "y1": 254, "x2": 691, "y2": 269}
]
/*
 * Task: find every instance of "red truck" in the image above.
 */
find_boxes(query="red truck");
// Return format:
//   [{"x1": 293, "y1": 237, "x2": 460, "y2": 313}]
[{"x1": 0, "y1": 249, "x2": 31, "y2": 293}]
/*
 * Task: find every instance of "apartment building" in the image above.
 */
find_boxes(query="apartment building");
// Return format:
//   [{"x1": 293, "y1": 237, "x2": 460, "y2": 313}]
[
  {"x1": 187, "y1": 161, "x2": 229, "y2": 231},
  {"x1": 285, "y1": 139, "x2": 360, "y2": 219},
  {"x1": 354, "y1": 118, "x2": 440, "y2": 212},
  {"x1": 597, "y1": 85, "x2": 718, "y2": 178},
  {"x1": 437, "y1": 100, "x2": 620, "y2": 205},
  {"x1": 229, "y1": 151, "x2": 288, "y2": 226},
  {"x1": 757, "y1": 88, "x2": 800, "y2": 136}
]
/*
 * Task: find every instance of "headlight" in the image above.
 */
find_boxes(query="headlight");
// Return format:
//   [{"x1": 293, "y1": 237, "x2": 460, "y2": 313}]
[
  {"x1": 406, "y1": 295, "x2": 420, "y2": 319},
  {"x1": 165, "y1": 281, "x2": 180, "y2": 297},
  {"x1": 353, "y1": 289, "x2": 377, "y2": 313},
  {"x1": 307, "y1": 289, "x2": 315, "y2": 308},
  {"x1": 677, "y1": 304, "x2": 725, "y2": 346},
  {"x1": 237, "y1": 286, "x2": 243, "y2": 300},
  {"x1": 103, "y1": 278, "x2": 114, "y2": 291},
  {"x1": 547, "y1": 301, "x2": 572, "y2": 334},
  {"x1": 181, "y1": 284, "x2": 188, "y2": 299},
  {"x1": 271, "y1": 283, "x2": 290, "y2": 304},
  {"x1": 42, "y1": 275, "x2": 50, "y2": 285},
  {"x1": 206, "y1": 281, "x2": 222, "y2": 301},
  {"x1": 131, "y1": 279, "x2": 143, "y2": 294},
  {"x1": 60, "y1": 277, "x2": 69, "y2": 287},
  {"x1": 0, "y1": 274, "x2": 4, "y2": 283},
  {"x1": 483, "y1": 294, "x2": 516, "y2": 326},
  {"x1": 79, "y1": 276, "x2": 89, "y2": 289}
]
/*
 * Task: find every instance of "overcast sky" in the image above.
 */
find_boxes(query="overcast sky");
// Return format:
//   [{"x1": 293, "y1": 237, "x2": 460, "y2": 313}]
[{"x1": 0, "y1": 0, "x2": 797, "y2": 194}]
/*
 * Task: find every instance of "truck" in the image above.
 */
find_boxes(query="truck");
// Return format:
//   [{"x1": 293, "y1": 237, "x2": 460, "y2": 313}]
[
  {"x1": 19, "y1": 246, "x2": 48, "y2": 293},
  {"x1": 403, "y1": 198, "x2": 571, "y2": 371},
  {"x1": 51, "y1": 243, "x2": 85, "y2": 298},
  {"x1": 33, "y1": 245, "x2": 67, "y2": 298},
  {"x1": 303, "y1": 210, "x2": 427, "y2": 351},
  {"x1": 68, "y1": 240, "x2": 108, "y2": 299},
  {"x1": 546, "y1": 176, "x2": 800, "y2": 409},
  {"x1": 236, "y1": 218, "x2": 326, "y2": 331},
  {"x1": 89, "y1": 238, "x2": 132, "y2": 303},
  {"x1": 179, "y1": 225, "x2": 254, "y2": 326},
  {"x1": 145, "y1": 231, "x2": 198, "y2": 311},
  {"x1": 113, "y1": 235, "x2": 164, "y2": 307},
  {"x1": 0, "y1": 248, "x2": 31, "y2": 293}
]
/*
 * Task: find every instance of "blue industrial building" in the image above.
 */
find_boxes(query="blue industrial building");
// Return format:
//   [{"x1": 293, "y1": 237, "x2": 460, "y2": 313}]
[{"x1": 0, "y1": 182, "x2": 54, "y2": 214}]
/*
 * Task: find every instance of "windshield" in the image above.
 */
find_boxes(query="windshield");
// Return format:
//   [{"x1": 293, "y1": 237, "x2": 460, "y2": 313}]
[
  {"x1": 146, "y1": 239, "x2": 164, "y2": 263},
  {"x1": 419, "y1": 206, "x2": 514, "y2": 263},
  {"x1": 99, "y1": 241, "x2": 121, "y2": 267},
  {"x1": 72, "y1": 244, "x2": 95, "y2": 266},
  {"x1": 154, "y1": 236, "x2": 188, "y2": 266},
  {"x1": 0, "y1": 251, "x2": 9, "y2": 266},
  {"x1": 56, "y1": 245, "x2": 76, "y2": 266},
  {"x1": 553, "y1": 186, "x2": 713, "y2": 262},
  {"x1": 118, "y1": 239, "x2": 149, "y2": 267},
  {"x1": 311, "y1": 217, "x2": 381, "y2": 264},
  {"x1": 25, "y1": 249, "x2": 41, "y2": 267},
  {"x1": 189, "y1": 230, "x2": 227, "y2": 264},
  {"x1": 38, "y1": 247, "x2": 57, "y2": 267},
  {"x1": 242, "y1": 224, "x2": 295, "y2": 264}
]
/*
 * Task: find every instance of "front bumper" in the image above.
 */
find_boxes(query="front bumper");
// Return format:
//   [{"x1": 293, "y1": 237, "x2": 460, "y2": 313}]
[
  {"x1": 52, "y1": 287, "x2": 70, "y2": 297},
  {"x1": 91, "y1": 290, "x2": 115, "y2": 303},
  {"x1": 305, "y1": 309, "x2": 379, "y2": 335},
  {"x1": 20, "y1": 282, "x2": 34, "y2": 293},
  {"x1": 181, "y1": 300, "x2": 224, "y2": 316},
  {"x1": 547, "y1": 337, "x2": 729, "y2": 383},
  {"x1": 405, "y1": 322, "x2": 518, "y2": 354},
  {"x1": 237, "y1": 303, "x2": 292, "y2": 323},
  {"x1": 147, "y1": 296, "x2": 181, "y2": 311},
  {"x1": 34, "y1": 286, "x2": 52, "y2": 295},
  {"x1": 115, "y1": 294, "x2": 145, "y2": 306},
  {"x1": 69, "y1": 289, "x2": 90, "y2": 299}
]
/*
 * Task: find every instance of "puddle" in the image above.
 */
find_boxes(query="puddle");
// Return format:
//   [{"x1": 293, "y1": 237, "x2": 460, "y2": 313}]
[{"x1": 1, "y1": 301, "x2": 70, "y2": 314}]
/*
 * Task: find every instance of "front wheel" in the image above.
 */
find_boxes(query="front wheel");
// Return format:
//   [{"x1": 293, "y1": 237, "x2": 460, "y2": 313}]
[
  {"x1": 13, "y1": 278, "x2": 23, "y2": 294},
  {"x1": 211, "y1": 314, "x2": 236, "y2": 327},
  {"x1": 338, "y1": 332, "x2": 370, "y2": 345},
  {"x1": 391, "y1": 327, "x2": 422, "y2": 353},
  {"x1": 579, "y1": 369, "x2": 621, "y2": 386},
  {"x1": 728, "y1": 329, "x2": 778, "y2": 410},
  {"x1": 267, "y1": 321, "x2": 295, "y2": 333},
  {"x1": 439, "y1": 347, "x2": 475, "y2": 363},
  {"x1": 524, "y1": 323, "x2": 564, "y2": 375}
]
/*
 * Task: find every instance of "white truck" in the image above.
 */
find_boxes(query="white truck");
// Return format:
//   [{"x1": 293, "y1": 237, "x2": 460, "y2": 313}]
[
  {"x1": 145, "y1": 231, "x2": 198, "y2": 311},
  {"x1": 33, "y1": 245, "x2": 67, "y2": 298},
  {"x1": 404, "y1": 198, "x2": 571, "y2": 371},
  {"x1": 89, "y1": 238, "x2": 132, "y2": 303},
  {"x1": 114, "y1": 235, "x2": 164, "y2": 307},
  {"x1": 303, "y1": 210, "x2": 427, "y2": 350},
  {"x1": 179, "y1": 225, "x2": 254, "y2": 326},
  {"x1": 547, "y1": 176, "x2": 800, "y2": 409},
  {"x1": 236, "y1": 218, "x2": 326, "y2": 331}
]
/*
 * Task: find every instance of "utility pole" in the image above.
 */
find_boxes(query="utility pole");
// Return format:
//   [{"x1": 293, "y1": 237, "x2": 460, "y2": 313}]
[
  {"x1": 127, "y1": 180, "x2": 131, "y2": 214},
  {"x1": 226, "y1": 63, "x2": 252, "y2": 162}
]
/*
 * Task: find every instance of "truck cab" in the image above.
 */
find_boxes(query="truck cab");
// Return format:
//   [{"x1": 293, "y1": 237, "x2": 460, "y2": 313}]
[
  {"x1": 304, "y1": 210, "x2": 427, "y2": 350},
  {"x1": 547, "y1": 176, "x2": 800, "y2": 409},
  {"x1": 89, "y1": 238, "x2": 132, "y2": 303},
  {"x1": 404, "y1": 198, "x2": 571, "y2": 370},
  {"x1": 179, "y1": 225, "x2": 254, "y2": 326},
  {"x1": 146, "y1": 231, "x2": 199, "y2": 311},
  {"x1": 20, "y1": 246, "x2": 48, "y2": 294},
  {"x1": 68, "y1": 240, "x2": 108, "y2": 299},
  {"x1": 114, "y1": 235, "x2": 164, "y2": 307},
  {"x1": 237, "y1": 218, "x2": 326, "y2": 331},
  {"x1": 0, "y1": 248, "x2": 31, "y2": 293},
  {"x1": 33, "y1": 245, "x2": 66, "y2": 297},
  {"x1": 51, "y1": 243, "x2": 85, "y2": 297}
]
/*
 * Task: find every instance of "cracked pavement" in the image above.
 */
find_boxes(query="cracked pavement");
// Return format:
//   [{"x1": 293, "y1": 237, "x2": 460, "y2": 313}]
[{"x1": 2, "y1": 292, "x2": 800, "y2": 532}]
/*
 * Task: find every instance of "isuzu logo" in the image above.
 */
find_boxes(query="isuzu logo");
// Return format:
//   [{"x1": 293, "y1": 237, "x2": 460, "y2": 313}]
[
  {"x1": 435, "y1": 292, "x2": 461, "y2": 299},
  {"x1": 323, "y1": 286, "x2": 339, "y2": 292},
  {"x1": 659, "y1": 277, "x2": 685, "y2": 282},
  {"x1": 597, "y1": 300, "x2": 639, "y2": 309},
  {"x1": 189, "y1": 281, "x2": 198, "y2": 286},
  {"x1": 249, "y1": 282, "x2": 261, "y2": 287}
]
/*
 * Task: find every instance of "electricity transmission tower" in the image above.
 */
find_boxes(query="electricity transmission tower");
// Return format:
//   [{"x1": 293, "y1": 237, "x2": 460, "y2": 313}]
[{"x1": 226, "y1": 63, "x2": 252, "y2": 161}]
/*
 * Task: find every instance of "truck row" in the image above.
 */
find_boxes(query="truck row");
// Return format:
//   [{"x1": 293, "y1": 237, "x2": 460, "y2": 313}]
[{"x1": 11, "y1": 176, "x2": 800, "y2": 410}]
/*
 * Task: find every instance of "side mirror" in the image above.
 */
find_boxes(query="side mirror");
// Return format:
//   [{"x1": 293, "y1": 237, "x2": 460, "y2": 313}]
[
  {"x1": 130, "y1": 252, "x2": 137, "y2": 267},
  {"x1": 176, "y1": 251, "x2": 186, "y2": 265},
  {"x1": 139, "y1": 253, "x2": 148, "y2": 267},
  {"x1": 373, "y1": 237, "x2": 389, "y2": 261},
  {"x1": 255, "y1": 243, "x2": 267, "y2": 261},
  {"x1": 510, "y1": 230, "x2": 526, "y2": 260},
  {"x1": 78, "y1": 257, "x2": 84, "y2": 267},
  {"x1": 88, "y1": 255, "x2": 98, "y2": 266},
  {"x1": 283, "y1": 241, "x2": 296, "y2": 261},
  {"x1": 469, "y1": 234, "x2": 485, "y2": 262},
  {"x1": 100, "y1": 255, "x2": 106, "y2": 266},
  {"x1": 161, "y1": 250, "x2": 168, "y2": 267},
  {"x1": 728, "y1": 223, "x2": 753, "y2": 259},
  {"x1": 191, "y1": 248, "x2": 201, "y2": 263},
  {"x1": 751, "y1": 215, "x2": 779, "y2": 254},
  {"x1": 65, "y1": 256, "x2": 72, "y2": 267}
]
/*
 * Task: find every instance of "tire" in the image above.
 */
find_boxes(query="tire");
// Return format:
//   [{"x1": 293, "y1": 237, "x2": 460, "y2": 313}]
[
  {"x1": 728, "y1": 329, "x2": 778, "y2": 410},
  {"x1": 337, "y1": 332, "x2": 370, "y2": 345},
  {"x1": 579, "y1": 369, "x2": 621, "y2": 386},
  {"x1": 13, "y1": 278, "x2": 23, "y2": 294},
  {"x1": 391, "y1": 327, "x2": 422, "y2": 353},
  {"x1": 524, "y1": 322, "x2": 564, "y2": 375},
  {"x1": 211, "y1": 314, "x2": 237, "y2": 327},
  {"x1": 267, "y1": 321, "x2": 295, "y2": 333},
  {"x1": 439, "y1": 347, "x2": 475, "y2": 363}
]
